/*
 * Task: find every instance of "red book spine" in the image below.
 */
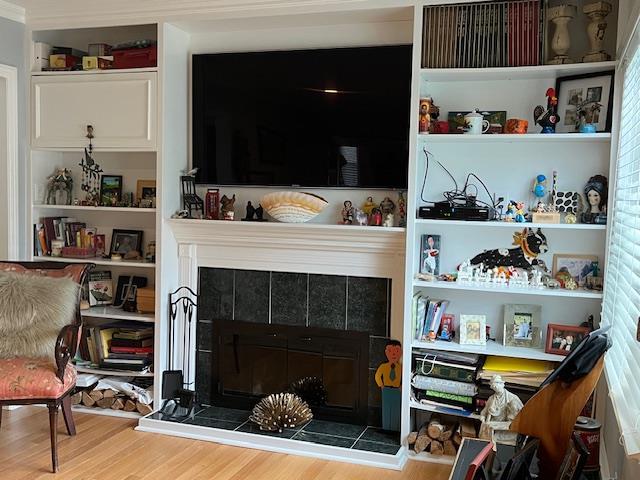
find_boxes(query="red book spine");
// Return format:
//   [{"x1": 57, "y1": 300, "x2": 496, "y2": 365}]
[{"x1": 110, "y1": 346, "x2": 153, "y2": 354}]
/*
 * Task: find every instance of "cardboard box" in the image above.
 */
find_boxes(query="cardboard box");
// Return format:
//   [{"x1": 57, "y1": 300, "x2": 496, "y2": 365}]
[
  {"x1": 136, "y1": 287, "x2": 155, "y2": 314},
  {"x1": 531, "y1": 212, "x2": 561, "y2": 224},
  {"x1": 82, "y1": 56, "x2": 113, "y2": 70},
  {"x1": 49, "y1": 54, "x2": 79, "y2": 69},
  {"x1": 88, "y1": 43, "x2": 112, "y2": 56}
]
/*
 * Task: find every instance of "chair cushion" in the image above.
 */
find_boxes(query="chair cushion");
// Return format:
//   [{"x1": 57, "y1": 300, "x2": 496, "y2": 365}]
[
  {"x1": 0, "y1": 271, "x2": 79, "y2": 360},
  {"x1": 0, "y1": 357, "x2": 76, "y2": 400}
]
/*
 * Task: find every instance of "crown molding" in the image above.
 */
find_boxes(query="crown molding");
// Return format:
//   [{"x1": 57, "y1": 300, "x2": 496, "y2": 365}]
[{"x1": 0, "y1": 0, "x2": 25, "y2": 23}]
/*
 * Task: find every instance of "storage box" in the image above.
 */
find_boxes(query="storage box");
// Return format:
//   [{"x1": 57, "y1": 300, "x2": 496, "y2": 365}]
[
  {"x1": 136, "y1": 287, "x2": 155, "y2": 314},
  {"x1": 113, "y1": 45, "x2": 157, "y2": 69},
  {"x1": 82, "y1": 56, "x2": 113, "y2": 70},
  {"x1": 49, "y1": 54, "x2": 79, "y2": 69},
  {"x1": 52, "y1": 46, "x2": 87, "y2": 57},
  {"x1": 33, "y1": 42, "x2": 51, "y2": 71},
  {"x1": 531, "y1": 212, "x2": 561, "y2": 224},
  {"x1": 88, "y1": 43, "x2": 112, "y2": 56}
]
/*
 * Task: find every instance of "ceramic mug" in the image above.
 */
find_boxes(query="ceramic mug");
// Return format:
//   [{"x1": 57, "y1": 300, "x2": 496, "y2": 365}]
[
  {"x1": 505, "y1": 118, "x2": 529, "y2": 134},
  {"x1": 464, "y1": 114, "x2": 490, "y2": 135}
]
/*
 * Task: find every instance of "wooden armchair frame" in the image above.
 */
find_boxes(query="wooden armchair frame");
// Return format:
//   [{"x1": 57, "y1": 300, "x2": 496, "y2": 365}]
[{"x1": 0, "y1": 261, "x2": 93, "y2": 472}]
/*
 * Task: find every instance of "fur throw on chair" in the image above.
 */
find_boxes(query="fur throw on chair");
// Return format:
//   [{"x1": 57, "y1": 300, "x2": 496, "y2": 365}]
[{"x1": 0, "y1": 271, "x2": 79, "y2": 360}]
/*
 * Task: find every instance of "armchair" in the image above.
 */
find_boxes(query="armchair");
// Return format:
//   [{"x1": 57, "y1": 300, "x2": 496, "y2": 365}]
[{"x1": 0, "y1": 261, "x2": 92, "y2": 472}]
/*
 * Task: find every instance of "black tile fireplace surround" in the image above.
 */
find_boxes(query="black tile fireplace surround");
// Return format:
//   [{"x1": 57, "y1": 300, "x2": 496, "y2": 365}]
[{"x1": 196, "y1": 267, "x2": 392, "y2": 427}]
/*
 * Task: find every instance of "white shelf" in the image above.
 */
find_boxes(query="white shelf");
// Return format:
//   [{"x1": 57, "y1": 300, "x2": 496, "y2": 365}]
[
  {"x1": 409, "y1": 399, "x2": 482, "y2": 421},
  {"x1": 414, "y1": 219, "x2": 606, "y2": 230},
  {"x1": 31, "y1": 67, "x2": 158, "y2": 76},
  {"x1": 420, "y1": 61, "x2": 617, "y2": 82},
  {"x1": 72, "y1": 405, "x2": 142, "y2": 419},
  {"x1": 75, "y1": 365, "x2": 154, "y2": 378},
  {"x1": 413, "y1": 279, "x2": 603, "y2": 299},
  {"x1": 417, "y1": 133, "x2": 611, "y2": 143},
  {"x1": 406, "y1": 450, "x2": 455, "y2": 465},
  {"x1": 412, "y1": 338, "x2": 565, "y2": 362},
  {"x1": 168, "y1": 218, "x2": 406, "y2": 233},
  {"x1": 81, "y1": 306, "x2": 155, "y2": 323},
  {"x1": 33, "y1": 204, "x2": 156, "y2": 213},
  {"x1": 34, "y1": 256, "x2": 155, "y2": 268}
]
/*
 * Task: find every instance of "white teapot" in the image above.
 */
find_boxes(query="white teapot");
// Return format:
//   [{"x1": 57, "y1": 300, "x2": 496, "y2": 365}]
[{"x1": 464, "y1": 109, "x2": 490, "y2": 135}]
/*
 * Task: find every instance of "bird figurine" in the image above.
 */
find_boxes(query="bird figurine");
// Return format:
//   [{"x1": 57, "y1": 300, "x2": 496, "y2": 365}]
[
  {"x1": 182, "y1": 167, "x2": 199, "y2": 176},
  {"x1": 534, "y1": 88, "x2": 560, "y2": 134}
]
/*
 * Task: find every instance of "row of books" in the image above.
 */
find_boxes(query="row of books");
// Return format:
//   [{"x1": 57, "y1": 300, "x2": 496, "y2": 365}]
[
  {"x1": 422, "y1": 0, "x2": 543, "y2": 68},
  {"x1": 34, "y1": 216, "x2": 106, "y2": 256},
  {"x1": 411, "y1": 349, "x2": 554, "y2": 415},
  {"x1": 79, "y1": 323, "x2": 154, "y2": 373},
  {"x1": 412, "y1": 292, "x2": 450, "y2": 341}
]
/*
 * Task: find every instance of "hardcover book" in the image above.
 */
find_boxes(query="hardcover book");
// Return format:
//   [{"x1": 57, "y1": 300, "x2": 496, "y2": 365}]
[{"x1": 88, "y1": 271, "x2": 113, "y2": 306}]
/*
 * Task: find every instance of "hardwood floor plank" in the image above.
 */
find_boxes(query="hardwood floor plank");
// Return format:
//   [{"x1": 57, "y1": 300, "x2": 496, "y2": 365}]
[{"x1": 0, "y1": 407, "x2": 451, "y2": 480}]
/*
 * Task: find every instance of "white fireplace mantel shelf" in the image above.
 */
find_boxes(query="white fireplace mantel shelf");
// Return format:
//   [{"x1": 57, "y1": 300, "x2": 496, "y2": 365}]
[{"x1": 168, "y1": 218, "x2": 406, "y2": 280}]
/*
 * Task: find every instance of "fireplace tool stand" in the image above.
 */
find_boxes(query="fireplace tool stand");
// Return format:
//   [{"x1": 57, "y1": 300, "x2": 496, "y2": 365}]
[{"x1": 160, "y1": 286, "x2": 198, "y2": 419}]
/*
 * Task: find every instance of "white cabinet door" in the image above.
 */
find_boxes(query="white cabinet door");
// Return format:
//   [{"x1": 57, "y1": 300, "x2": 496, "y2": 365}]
[{"x1": 32, "y1": 72, "x2": 157, "y2": 150}]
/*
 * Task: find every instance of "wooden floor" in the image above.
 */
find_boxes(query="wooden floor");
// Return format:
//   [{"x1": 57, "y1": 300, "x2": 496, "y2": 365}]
[{"x1": 0, "y1": 407, "x2": 452, "y2": 480}]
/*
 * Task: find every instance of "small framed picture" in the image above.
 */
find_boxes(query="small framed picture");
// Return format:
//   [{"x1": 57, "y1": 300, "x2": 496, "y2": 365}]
[
  {"x1": 109, "y1": 229, "x2": 143, "y2": 257},
  {"x1": 545, "y1": 324, "x2": 591, "y2": 356},
  {"x1": 555, "y1": 71, "x2": 614, "y2": 133},
  {"x1": 553, "y1": 254, "x2": 599, "y2": 286},
  {"x1": 420, "y1": 234, "x2": 441, "y2": 275},
  {"x1": 100, "y1": 175, "x2": 123, "y2": 205},
  {"x1": 503, "y1": 304, "x2": 542, "y2": 349},
  {"x1": 136, "y1": 179, "x2": 157, "y2": 206},
  {"x1": 459, "y1": 314, "x2": 486, "y2": 346}
]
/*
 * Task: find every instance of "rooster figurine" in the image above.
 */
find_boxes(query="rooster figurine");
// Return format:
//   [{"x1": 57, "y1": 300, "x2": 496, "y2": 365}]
[{"x1": 534, "y1": 88, "x2": 560, "y2": 134}]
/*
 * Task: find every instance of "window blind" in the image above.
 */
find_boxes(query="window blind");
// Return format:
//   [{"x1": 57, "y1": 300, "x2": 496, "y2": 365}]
[{"x1": 602, "y1": 27, "x2": 640, "y2": 457}]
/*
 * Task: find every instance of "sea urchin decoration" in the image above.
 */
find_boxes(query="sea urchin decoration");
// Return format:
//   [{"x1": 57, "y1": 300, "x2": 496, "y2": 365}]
[
  {"x1": 289, "y1": 376, "x2": 328, "y2": 406},
  {"x1": 249, "y1": 393, "x2": 313, "y2": 433}
]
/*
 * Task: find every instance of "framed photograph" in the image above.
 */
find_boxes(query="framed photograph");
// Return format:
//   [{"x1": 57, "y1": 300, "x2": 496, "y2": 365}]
[
  {"x1": 109, "y1": 229, "x2": 143, "y2": 256},
  {"x1": 459, "y1": 314, "x2": 486, "y2": 346},
  {"x1": 503, "y1": 304, "x2": 542, "y2": 348},
  {"x1": 136, "y1": 179, "x2": 157, "y2": 204},
  {"x1": 546, "y1": 324, "x2": 591, "y2": 356},
  {"x1": 552, "y1": 254, "x2": 599, "y2": 286},
  {"x1": 100, "y1": 175, "x2": 123, "y2": 205},
  {"x1": 555, "y1": 71, "x2": 614, "y2": 133},
  {"x1": 420, "y1": 234, "x2": 441, "y2": 275}
]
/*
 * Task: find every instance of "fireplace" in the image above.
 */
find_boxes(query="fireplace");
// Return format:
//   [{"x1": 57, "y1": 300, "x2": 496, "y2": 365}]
[{"x1": 213, "y1": 321, "x2": 370, "y2": 424}]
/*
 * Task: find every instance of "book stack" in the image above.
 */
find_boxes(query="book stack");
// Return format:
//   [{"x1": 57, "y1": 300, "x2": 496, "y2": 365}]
[
  {"x1": 412, "y1": 349, "x2": 484, "y2": 414},
  {"x1": 80, "y1": 324, "x2": 153, "y2": 373},
  {"x1": 34, "y1": 216, "x2": 106, "y2": 257},
  {"x1": 412, "y1": 293, "x2": 449, "y2": 341},
  {"x1": 422, "y1": 0, "x2": 543, "y2": 68},
  {"x1": 475, "y1": 356, "x2": 554, "y2": 412}
]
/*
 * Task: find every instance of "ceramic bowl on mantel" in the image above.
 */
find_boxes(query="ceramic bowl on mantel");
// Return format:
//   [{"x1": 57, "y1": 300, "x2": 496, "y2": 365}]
[{"x1": 260, "y1": 191, "x2": 329, "y2": 223}]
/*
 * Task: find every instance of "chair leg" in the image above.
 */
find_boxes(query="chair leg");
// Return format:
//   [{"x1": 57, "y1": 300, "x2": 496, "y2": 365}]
[
  {"x1": 48, "y1": 403, "x2": 59, "y2": 473},
  {"x1": 0, "y1": 405, "x2": 3, "y2": 430},
  {"x1": 61, "y1": 395, "x2": 76, "y2": 436}
]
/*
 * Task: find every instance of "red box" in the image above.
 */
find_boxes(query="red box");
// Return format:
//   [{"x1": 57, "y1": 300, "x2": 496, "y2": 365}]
[{"x1": 113, "y1": 45, "x2": 157, "y2": 69}]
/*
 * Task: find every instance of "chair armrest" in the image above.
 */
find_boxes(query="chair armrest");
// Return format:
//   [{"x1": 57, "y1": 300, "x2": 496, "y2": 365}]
[{"x1": 54, "y1": 324, "x2": 81, "y2": 382}]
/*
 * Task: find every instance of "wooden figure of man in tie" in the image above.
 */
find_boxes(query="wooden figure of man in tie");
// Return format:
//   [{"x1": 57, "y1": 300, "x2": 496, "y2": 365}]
[{"x1": 375, "y1": 339, "x2": 402, "y2": 431}]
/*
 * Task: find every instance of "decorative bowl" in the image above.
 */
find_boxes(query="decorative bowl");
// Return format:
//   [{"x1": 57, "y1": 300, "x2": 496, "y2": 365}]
[{"x1": 260, "y1": 191, "x2": 329, "y2": 223}]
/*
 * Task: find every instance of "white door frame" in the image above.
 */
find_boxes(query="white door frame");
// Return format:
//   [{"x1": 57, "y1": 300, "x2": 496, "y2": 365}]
[{"x1": 0, "y1": 63, "x2": 19, "y2": 260}]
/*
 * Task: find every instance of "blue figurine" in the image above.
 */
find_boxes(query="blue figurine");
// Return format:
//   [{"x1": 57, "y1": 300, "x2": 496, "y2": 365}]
[{"x1": 533, "y1": 174, "x2": 547, "y2": 199}]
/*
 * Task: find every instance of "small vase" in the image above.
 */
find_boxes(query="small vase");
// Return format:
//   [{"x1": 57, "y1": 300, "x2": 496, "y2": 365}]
[
  {"x1": 582, "y1": 1, "x2": 612, "y2": 62},
  {"x1": 547, "y1": 5, "x2": 577, "y2": 65}
]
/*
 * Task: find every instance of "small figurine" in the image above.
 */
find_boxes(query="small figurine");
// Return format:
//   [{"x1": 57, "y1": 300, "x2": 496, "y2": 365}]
[
  {"x1": 45, "y1": 168, "x2": 74, "y2": 205},
  {"x1": 380, "y1": 196, "x2": 396, "y2": 216},
  {"x1": 565, "y1": 212, "x2": 577, "y2": 224},
  {"x1": 374, "y1": 340, "x2": 402, "y2": 432},
  {"x1": 355, "y1": 209, "x2": 368, "y2": 226},
  {"x1": 243, "y1": 201, "x2": 256, "y2": 221},
  {"x1": 532, "y1": 174, "x2": 547, "y2": 199},
  {"x1": 470, "y1": 228, "x2": 549, "y2": 272},
  {"x1": 535, "y1": 201, "x2": 546, "y2": 213},
  {"x1": 383, "y1": 213, "x2": 394, "y2": 227},
  {"x1": 220, "y1": 194, "x2": 236, "y2": 221},
  {"x1": 342, "y1": 200, "x2": 354, "y2": 224},
  {"x1": 370, "y1": 207, "x2": 383, "y2": 226},
  {"x1": 397, "y1": 192, "x2": 407, "y2": 227},
  {"x1": 581, "y1": 175, "x2": 608, "y2": 224},
  {"x1": 418, "y1": 97, "x2": 440, "y2": 133},
  {"x1": 255, "y1": 204, "x2": 265, "y2": 221},
  {"x1": 362, "y1": 196, "x2": 376, "y2": 216},
  {"x1": 533, "y1": 88, "x2": 560, "y2": 134},
  {"x1": 576, "y1": 100, "x2": 602, "y2": 133},
  {"x1": 181, "y1": 175, "x2": 204, "y2": 219},
  {"x1": 479, "y1": 375, "x2": 524, "y2": 443}
]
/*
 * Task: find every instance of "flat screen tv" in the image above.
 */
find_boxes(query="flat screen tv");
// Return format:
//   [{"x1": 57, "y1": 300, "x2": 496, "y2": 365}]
[{"x1": 192, "y1": 45, "x2": 412, "y2": 188}]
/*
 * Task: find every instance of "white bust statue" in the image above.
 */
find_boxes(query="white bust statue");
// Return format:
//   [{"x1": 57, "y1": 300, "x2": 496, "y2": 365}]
[{"x1": 479, "y1": 375, "x2": 524, "y2": 443}]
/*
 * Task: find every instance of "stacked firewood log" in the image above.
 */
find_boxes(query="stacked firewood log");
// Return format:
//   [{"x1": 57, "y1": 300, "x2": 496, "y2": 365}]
[
  {"x1": 72, "y1": 389, "x2": 153, "y2": 415},
  {"x1": 407, "y1": 415, "x2": 477, "y2": 456}
]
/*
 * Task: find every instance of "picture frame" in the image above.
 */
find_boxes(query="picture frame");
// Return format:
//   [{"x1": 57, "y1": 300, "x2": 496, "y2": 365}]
[
  {"x1": 555, "y1": 71, "x2": 614, "y2": 133},
  {"x1": 545, "y1": 324, "x2": 591, "y2": 356},
  {"x1": 136, "y1": 179, "x2": 157, "y2": 205},
  {"x1": 552, "y1": 254, "x2": 599, "y2": 286},
  {"x1": 420, "y1": 234, "x2": 441, "y2": 275},
  {"x1": 459, "y1": 314, "x2": 487, "y2": 346},
  {"x1": 503, "y1": 304, "x2": 542, "y2": 349},
  {"x1": 100, "y1": 175, "x2": 123, "y2": 206},
  {"x1": 556, "y1": 433, "x2": 589, "y2": 480},
  {"x1": 109, "y1": 229, "x2": 143, "y2": 257}
]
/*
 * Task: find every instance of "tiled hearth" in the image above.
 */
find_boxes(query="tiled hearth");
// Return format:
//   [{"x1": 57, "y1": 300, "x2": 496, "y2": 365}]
[
  {"x1": 196, "y1": 267, "x2": 392, "y2": 427},
  {"x1": 151, "y1": 406, "x2": 401, "y2": 455}
]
